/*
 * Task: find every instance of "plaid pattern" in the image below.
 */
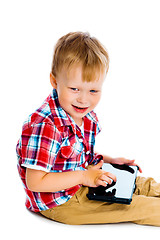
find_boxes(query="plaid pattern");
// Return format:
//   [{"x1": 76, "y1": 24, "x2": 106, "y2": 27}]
[{"x1": 16, "y1": 89, "x2": 102, "y2": 212}]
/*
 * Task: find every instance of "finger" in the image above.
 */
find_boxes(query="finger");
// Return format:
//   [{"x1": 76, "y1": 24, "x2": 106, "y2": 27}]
[
  {"x1": 136, "y1": 164, "x2": 142, "y2": 173},
  {"x1": 103, "y1": 172, "x2": 117, "y2": 182},
  {"x1": 93, "y1": 160, "x2": 104, "y2": 170},
  {"x1": 96, "y1": 179, "x2": 107, "y2": 187},
  {"x1": 128, "y1": 162, "x2": 143, "y2": 173},
  {"x1": 114, "y1": 158, "x2": 135, "y2": 165},
  {"x1": 124, "y1": 159, "x2": 135, "y2": 165},
  {"x1": 100, "y1": 174, "x2": 113, "y2": 184}
]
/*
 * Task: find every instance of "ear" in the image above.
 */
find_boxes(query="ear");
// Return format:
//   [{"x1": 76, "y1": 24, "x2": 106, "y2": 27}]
[{"x1": 50, "y1": 73, "x2": 57, "y2": 89}]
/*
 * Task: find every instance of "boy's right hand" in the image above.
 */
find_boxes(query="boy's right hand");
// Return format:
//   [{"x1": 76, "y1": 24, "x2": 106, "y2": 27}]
[{"x1": 82, "y1": 160, "x2": 117, "y2": 187}]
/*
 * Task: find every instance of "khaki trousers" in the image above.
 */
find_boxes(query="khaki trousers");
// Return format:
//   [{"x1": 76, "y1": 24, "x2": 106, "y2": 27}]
[{"x1": 41, "y1": 176, "x2": 160, "y2": 226}]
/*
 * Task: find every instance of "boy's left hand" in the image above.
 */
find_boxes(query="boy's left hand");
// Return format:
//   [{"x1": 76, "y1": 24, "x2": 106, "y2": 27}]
[{"x1": 111, "y1": 157, "x2": 142, "y2": 173}]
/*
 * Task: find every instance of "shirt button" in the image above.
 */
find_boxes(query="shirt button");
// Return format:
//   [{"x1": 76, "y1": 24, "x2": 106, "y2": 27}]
[
  {"x1": 79, "y1": 139, "x2": 83, "y2": 143},
  {"x1": 86, "y1": 151, "x2": 90, "y2": 155}
]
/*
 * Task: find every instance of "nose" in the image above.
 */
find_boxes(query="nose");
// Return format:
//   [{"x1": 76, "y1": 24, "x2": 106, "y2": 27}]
[{"x1": 77, "y1": 92, "x2": 88, "y2": 105}]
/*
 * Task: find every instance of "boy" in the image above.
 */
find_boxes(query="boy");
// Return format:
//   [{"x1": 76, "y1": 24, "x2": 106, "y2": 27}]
[{"x1": 17, "y1": 32, "x2": 160, "y2": 226}]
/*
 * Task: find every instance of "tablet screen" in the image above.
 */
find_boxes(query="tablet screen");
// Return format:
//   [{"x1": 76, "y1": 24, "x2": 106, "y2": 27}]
[{"x1": 102, "y1": 163, "x2": 138, "y2": 199}]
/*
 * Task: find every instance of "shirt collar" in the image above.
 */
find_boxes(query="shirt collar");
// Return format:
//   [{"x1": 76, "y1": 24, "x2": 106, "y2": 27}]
[{"x1": 49, "y1": 88, "x2": 99, "y2": 131}]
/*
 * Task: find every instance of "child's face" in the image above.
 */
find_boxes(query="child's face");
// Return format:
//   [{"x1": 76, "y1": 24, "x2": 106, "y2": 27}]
[{"x1": 50, "y1": 65, "x2": 105, "y2": 126}]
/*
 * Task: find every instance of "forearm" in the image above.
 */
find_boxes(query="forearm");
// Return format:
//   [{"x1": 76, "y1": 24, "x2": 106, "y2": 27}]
[
  {"x1": 26, "y1": 169, "x2": 84, "y2": 193},
  {"x1": 101, "y1": 155, "x2": 142, "y2": 172},
  {"x1": 102, "y1": 154, "x2": 114, "y2": 163}
]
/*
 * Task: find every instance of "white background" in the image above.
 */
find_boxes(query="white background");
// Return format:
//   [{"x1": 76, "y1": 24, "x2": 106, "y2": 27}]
[{"x1": 1, "y1": 0, "x2": 160, "y2": 238}]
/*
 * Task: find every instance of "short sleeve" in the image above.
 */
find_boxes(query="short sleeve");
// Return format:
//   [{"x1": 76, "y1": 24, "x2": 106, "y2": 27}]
[
  {"x1": 21, "y1": 163, "x2": 50, "y2": 172},
  {"x1": 20, "y1": 122, "x2": 62, "y2": 172}
]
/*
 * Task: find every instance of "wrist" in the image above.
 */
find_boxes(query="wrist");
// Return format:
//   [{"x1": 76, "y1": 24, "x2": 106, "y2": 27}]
[
  {"x1": 80, "y1": 170, "x2": 86, "y2": 185},
  {"x1": 103, "y1": 155, "x2": 114, "y2": 163},
  {"x1": 81, "y1": 168, "x2": 91, "y2": 186}
]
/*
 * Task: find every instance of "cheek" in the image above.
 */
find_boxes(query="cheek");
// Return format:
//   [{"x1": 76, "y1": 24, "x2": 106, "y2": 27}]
[
  {"x1": 91, "y1": 95, "x2": 101, "y2": 107},
  {"x1": 58, "y1": 89, "x2": 74, "y2": 105}
]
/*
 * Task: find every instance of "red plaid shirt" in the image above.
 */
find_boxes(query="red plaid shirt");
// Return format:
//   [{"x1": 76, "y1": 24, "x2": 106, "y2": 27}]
[{"x1": 16, "y1": 89, "x2": 102, "y2": 212}]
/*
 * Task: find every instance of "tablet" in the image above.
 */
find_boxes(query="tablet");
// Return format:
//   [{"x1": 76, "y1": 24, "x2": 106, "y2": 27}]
[{"x1": 87, "y1": 163, "x2": 139, "y2": 205}]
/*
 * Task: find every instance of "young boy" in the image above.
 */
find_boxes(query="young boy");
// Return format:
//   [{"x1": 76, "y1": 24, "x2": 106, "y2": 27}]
[{"x1": 17, "y1": 32, "x2": 160, "y2": 226}]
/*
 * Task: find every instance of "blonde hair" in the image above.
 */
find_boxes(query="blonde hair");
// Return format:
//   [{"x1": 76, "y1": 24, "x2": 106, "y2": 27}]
[{"x1": 51, "y1": 32, "x2": 109, "y2": 82}]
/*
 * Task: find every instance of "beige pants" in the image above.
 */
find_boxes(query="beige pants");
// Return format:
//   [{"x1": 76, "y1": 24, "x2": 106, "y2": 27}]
[{"x1": 41, "y1": 176, "x2": 160, "y2": 226}]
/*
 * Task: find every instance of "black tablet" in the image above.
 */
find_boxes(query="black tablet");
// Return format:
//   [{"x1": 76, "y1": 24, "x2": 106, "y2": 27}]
[{"x1": 87, "y1": 163, "x2": 139, "y2": 205}]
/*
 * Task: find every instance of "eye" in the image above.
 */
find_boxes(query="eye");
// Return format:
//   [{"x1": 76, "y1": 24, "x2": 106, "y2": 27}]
[
  {"x1": 70, "y1": 87, "x2": 79, "y2": 92},
  {"x1": 90, "y1": 89, "x2": 99, "y2": 93}
]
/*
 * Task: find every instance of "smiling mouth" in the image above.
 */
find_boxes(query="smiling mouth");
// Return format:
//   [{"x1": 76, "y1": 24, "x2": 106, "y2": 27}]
[{"x1": 72, "y1": 105, "x2": 89, "y2": 113}]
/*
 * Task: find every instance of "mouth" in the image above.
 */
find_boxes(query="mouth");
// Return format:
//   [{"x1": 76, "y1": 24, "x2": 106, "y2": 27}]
[{"x1": 72, "y1": 105, "x2": 89, "y2": 113}]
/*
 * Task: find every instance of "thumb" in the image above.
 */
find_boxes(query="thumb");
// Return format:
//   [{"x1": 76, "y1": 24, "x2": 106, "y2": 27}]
[{"x1": 93, "y1": 160, "x2": 104, "y2": 169}]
